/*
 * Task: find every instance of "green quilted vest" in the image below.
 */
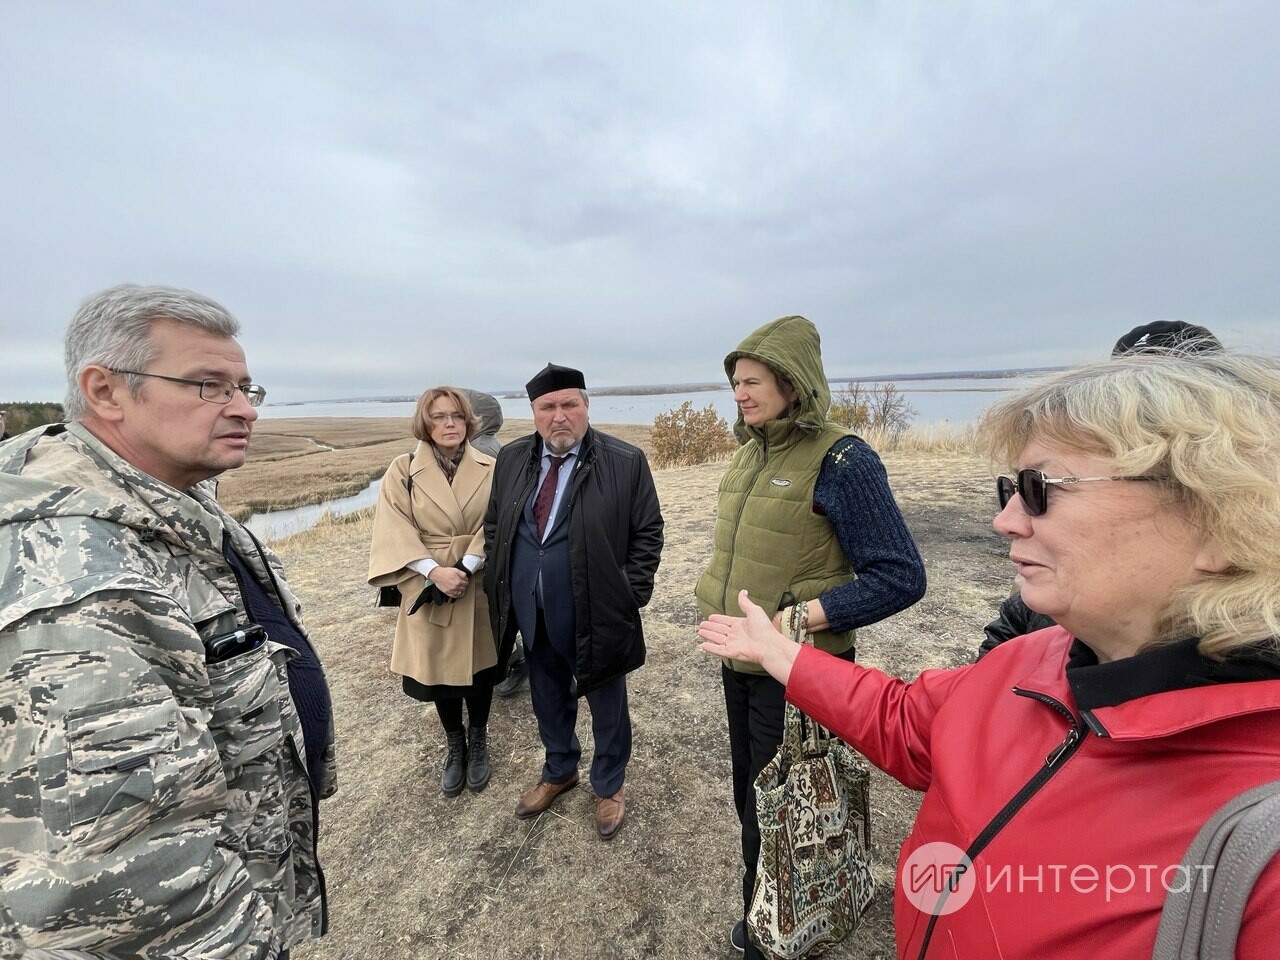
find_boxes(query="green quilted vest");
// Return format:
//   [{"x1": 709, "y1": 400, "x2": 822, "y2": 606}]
[{"x1": 695, "y1": 420, "x2": 855, "y2": 674}]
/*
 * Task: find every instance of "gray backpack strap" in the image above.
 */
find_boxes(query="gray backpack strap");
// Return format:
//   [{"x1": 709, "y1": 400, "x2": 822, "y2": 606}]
[{"x1": 1153, "y1": 778, "x2": 1280, "y2": 959}]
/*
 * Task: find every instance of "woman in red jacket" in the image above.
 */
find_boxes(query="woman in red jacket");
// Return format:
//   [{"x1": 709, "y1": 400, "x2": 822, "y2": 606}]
[{"x1": 699, "y1": 349, "x2": 1280, "y2": 959}]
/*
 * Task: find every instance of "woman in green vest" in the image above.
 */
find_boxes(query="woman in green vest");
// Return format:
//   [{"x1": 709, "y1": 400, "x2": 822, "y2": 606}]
[{"x1": 695, "y1": 315, "x2": 926, "y2": 958}]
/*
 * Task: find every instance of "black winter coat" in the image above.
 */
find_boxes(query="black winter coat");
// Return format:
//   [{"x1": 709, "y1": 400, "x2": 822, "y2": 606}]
[
  {"x1": 484, "y1": 427, "x2": 664, "y2": 695},
  {"x1": 977, "y1": 590, "x2": 1057, "y2": 659}
]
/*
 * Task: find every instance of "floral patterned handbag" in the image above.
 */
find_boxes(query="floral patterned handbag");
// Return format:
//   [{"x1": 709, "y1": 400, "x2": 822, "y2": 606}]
[{"x1": 747, "y1": 620, "x2": 877, "y2": 958}]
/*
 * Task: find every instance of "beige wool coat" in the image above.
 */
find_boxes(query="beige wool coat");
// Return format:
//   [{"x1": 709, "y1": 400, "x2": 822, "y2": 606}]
[{"x1": 367, "y1": 442, "x2": 496, "y2": 688}]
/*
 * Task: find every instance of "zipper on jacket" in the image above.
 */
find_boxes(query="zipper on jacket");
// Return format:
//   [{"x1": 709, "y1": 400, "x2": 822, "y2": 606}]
[
  {"x1": 566, "y1": 448, "x2": 592, "y2": 513},
  {"x1": 494, "y1": 446, "x2": 541, "y2": 641},
  {"x1": 720, "y1": 442, "x2": 769, "y2": 613},
  {"x1": 916, "y1": 689, "x2": 1088, "y2": 960}
]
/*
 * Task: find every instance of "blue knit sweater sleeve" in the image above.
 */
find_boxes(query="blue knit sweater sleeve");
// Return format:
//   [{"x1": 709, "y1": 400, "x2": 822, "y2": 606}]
[{"x1": 814, "y1": 435, "x2": 926, "y2": 633}]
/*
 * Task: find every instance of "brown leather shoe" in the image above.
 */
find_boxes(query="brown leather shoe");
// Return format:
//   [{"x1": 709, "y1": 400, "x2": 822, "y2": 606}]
[
  {"x1": 514, "y1": 774, "x2": 579, "y2": 819},
  {"x1": 594, "y1": 790, "x2": 626, "y2": 840}
]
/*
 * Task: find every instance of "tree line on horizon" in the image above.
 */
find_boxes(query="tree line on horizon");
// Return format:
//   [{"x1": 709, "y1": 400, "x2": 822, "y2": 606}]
[{"x1": 1, "y1": 402, "x2": 65, "y2": 437}]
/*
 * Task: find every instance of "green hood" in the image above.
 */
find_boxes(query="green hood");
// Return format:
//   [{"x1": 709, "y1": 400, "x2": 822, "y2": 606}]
[{"x1": 724, "y1": 315, "x2": 831, "y2": 442}]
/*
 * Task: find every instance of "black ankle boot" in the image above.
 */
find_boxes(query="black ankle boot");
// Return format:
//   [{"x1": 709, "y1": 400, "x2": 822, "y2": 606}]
[
  {"x1": 466, "y1": 726, "x2": 490, "y2": 792},
  {"x1": 441, "y1": 730, "x2": 468, "y2": 797},
  {"x1": 495, "y1": 653, "x2": 528, "y2": 698}
]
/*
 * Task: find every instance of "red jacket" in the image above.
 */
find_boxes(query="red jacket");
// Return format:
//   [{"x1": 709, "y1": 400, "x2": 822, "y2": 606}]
[{"x1": 786, "y1": 626, "x2": 1280, "y2": 959}]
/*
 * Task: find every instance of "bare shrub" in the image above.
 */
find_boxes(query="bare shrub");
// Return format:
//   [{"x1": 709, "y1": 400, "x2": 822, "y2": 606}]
[
  {"x1": 829, "y1": 383, "x2": 871, "y2": 430},
  {"x1": 830, "y1": 382, "x2": 917, "y2": 446},
  {"x1": 650, "y1": 401, "x2": 736, "y2": 468}
]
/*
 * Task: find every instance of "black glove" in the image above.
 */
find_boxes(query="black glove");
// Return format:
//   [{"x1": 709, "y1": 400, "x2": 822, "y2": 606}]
[
  {"x1": 453, "y1": 559, "x2": 472, "y2": 578},
  {"x1": 408, "y1": 582, "x2": 448, "y2": 615}
]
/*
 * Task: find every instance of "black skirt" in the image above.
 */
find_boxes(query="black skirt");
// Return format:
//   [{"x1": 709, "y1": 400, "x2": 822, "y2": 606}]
[{"x1": 401, "y1": 664, "x2": 500, "y2": 703}]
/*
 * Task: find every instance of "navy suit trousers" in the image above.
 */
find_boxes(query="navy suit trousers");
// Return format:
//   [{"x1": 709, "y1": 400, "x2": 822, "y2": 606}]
[{"x1": 526, "y1": 608, "x2": 631, "y2": 797}]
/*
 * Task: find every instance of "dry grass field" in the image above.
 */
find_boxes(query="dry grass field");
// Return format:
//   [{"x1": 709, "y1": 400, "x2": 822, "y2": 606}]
[
  {"x1": 218, "y1": 417, "x2": 653, "y2": 520},
  {"x1": 227, "y1": 418, "x2": 1011, "y2": 960}
]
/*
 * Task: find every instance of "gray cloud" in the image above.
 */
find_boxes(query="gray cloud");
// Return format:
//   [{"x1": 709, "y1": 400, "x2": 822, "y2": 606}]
[{"x1": 2, "y1": 1, "x2": 1276, "y2": 404}]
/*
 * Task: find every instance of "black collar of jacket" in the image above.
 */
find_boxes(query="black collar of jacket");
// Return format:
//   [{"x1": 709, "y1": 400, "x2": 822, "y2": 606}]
[{"x1": 1067, "y1": 636, "x2": 1280, "y2": 712}]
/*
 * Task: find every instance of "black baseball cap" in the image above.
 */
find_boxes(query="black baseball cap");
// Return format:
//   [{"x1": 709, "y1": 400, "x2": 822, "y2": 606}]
[{"x1": 1112, "y1": 321, "x2": 1222, "y2": 357}]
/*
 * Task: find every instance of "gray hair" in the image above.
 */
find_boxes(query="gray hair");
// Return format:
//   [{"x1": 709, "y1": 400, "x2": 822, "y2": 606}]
[{"x1": 63, "y1": 283, "x2": 241, "y2": 420}]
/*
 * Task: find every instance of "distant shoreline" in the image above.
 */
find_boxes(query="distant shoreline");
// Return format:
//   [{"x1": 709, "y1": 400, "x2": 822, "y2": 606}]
[{"x1": 272, "y1": 368, "x2": 1057, "y2": 408}]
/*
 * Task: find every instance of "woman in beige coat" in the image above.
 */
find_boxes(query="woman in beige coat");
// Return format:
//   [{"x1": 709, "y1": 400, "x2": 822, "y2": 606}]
[{"x1": 368, "y1": 386, "x2": 498, "y2": 796}]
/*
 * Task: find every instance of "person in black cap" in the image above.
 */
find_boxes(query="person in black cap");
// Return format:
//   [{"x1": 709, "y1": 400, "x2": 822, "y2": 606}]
[
  {"x1": 484, "y1": 363, "x2": 664, "y2": 840},
  {"x1": 978, "y1": 320, "x2": 1223, "y2": 659},
  {"x1": 1111, "y1": 319, "x2": 1222, "y2": 357}
]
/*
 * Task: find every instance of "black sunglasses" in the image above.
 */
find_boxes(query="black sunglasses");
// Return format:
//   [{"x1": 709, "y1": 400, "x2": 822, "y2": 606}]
[{"x1": 996, "y1": 469, "x2": 1158, "y2": 517}]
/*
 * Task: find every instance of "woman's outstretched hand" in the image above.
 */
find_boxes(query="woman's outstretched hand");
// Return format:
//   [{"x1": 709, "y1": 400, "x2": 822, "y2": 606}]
[{"x1": 698, "y1": 590, "x2": 802, "y2": 685}]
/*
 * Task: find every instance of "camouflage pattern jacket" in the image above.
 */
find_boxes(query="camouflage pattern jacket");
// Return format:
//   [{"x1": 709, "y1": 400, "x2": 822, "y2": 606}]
[{"x1": 0, "y1": 422, "x2": 335, "y2": 959}]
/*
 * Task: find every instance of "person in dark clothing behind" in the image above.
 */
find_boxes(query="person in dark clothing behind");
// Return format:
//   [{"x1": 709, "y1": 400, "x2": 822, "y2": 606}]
[
  {"x1": 978, "y1": 319, "x2": 1223, "y2": 658},
  {"x1": 462, "y1": 389, "x2": 503, "y2": 458}
]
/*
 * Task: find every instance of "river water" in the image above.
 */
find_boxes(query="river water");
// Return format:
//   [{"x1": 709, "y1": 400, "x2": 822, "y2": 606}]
[
  {"x1": 260, "y1": 377, "x2": 1030, "y2": 428},
  {"x1": 243, "y1": 480, "x2": 381, "y2": 542}
]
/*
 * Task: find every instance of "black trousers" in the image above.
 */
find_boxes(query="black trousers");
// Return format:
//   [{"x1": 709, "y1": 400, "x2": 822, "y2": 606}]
[
  {"x1": 722, "y1": 666, "x2": 784, "y2": 959},
  {"x1": 723, "y1": 647, "x2": 856, "y2": 959}
]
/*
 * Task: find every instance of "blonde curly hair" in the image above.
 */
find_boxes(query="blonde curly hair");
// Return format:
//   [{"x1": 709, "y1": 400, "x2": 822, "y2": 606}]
[{"x1": 979, "y1": 349, "x2": 1280, "y2": 658}]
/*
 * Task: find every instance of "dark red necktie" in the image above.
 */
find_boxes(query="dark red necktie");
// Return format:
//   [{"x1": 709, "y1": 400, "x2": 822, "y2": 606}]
[{"x1": 533, "y1": 455, "x2": 567, "y2": 539}]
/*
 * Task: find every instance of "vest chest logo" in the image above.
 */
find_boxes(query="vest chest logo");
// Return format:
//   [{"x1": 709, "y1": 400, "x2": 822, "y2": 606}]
[{"x1": 769, "y1": 477, "x2": 792, "y2": 487}]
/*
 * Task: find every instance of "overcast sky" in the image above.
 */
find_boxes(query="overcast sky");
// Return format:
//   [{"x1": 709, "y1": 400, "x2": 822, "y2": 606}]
[{"x1": 2, "y1": 1, "x2": 1277, "y2": 404}]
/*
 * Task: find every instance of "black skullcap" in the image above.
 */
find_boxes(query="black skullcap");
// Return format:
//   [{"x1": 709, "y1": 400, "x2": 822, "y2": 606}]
[
  {"x1": 525, "y1": 362, "x2": 587, "y2": 401},
  {"x1": 1112, "y1": 321, "x2": 1223, "y2": 357}
]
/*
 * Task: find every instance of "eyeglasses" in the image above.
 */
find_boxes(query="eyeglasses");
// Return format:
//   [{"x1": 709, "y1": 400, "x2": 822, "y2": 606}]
[
  {"x1": 996, "y1": 469, "x2": 1158, "y2": 517},
  {"x1": 428, "y1": 412, "x2": 467, "y2": 424},
  {"x1": 110, "y1": 369, "x2": 267, "y2": 407}
]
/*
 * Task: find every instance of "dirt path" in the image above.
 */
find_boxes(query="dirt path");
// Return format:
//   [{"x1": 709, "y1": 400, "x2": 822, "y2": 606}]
[{"x1": 273, "y1": 440, "x2": 1010, "y2": 960}]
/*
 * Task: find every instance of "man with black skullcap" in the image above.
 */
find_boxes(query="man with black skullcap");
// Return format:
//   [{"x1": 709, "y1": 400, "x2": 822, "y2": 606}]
[
  {"x1": 978, "y1": 319, "x2": 1223, "y2": 659},
  {"x1": 484, "y1": 363, "x2": 663, "y2": 839}
]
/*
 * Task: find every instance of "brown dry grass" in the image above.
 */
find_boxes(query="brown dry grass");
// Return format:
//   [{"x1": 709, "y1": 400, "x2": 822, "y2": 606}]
[{"x1": 249, "y1": 419, "x2": 1010, "y2": 960}]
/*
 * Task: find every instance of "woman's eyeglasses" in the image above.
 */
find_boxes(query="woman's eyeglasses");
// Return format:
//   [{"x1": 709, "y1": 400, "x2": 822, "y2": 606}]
[
  {"x1": 429, "y1": 412, "x2": 467, "y2": 424},
  {"x1": 996, "y1": 469, "x2": 1158, "y2": 517}
]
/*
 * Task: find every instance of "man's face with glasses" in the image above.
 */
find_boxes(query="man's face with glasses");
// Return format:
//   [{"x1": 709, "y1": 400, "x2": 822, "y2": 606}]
[{"x1": 101, "y1": 319, "x2": 261, "y2": 491}]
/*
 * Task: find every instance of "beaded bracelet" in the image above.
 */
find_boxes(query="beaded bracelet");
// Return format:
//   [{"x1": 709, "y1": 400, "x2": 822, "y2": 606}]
[{"x1": 787, "y1": 600, "x2": 810, "y2": 642}]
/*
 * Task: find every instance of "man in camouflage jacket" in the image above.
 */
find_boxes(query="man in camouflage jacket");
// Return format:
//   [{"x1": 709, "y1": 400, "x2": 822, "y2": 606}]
[{"x1": 0, "y1": 285, "x2": 335, "y2": 958}]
